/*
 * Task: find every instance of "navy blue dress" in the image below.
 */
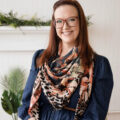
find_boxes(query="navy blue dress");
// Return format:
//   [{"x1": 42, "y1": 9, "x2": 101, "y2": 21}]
[{"x1": 18, "y1": 49, "x2": 113, "y2": 120}]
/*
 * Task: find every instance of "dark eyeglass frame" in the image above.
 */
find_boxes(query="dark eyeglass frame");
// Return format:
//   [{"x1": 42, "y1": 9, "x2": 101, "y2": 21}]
[{"x1": 53, "y1": 16, "x2": 79, "y2": 29}]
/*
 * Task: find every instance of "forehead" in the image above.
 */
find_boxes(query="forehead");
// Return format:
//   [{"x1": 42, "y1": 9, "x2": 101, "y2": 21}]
[{"x1": 54, "y1": 5, "x2": 78, "y2": 19}]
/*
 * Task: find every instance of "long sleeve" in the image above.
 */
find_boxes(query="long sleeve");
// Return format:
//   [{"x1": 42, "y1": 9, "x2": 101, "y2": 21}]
[
  {"x1": 18, "y1": 49, "x2": 44, "y2": 120},
  {"x1": 81, "y1": 55, "x2": 114, "y2": 120}
]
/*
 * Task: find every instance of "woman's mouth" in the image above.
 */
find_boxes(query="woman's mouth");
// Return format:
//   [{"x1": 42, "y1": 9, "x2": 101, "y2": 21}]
[{"x1": 62, "y1": 31, "x2": 73, "y2": 36}]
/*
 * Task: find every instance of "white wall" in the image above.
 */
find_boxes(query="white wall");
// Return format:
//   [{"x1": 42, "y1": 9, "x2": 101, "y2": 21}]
[{"x1": 0, "y1": 0, "x2": 120, "y2": 119}]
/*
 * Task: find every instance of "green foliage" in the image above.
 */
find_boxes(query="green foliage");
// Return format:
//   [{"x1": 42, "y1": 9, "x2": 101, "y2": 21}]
[
  {"x1": 1, "y1": 90, "x2": 13, "y2": 115},
  {"x1": 0, "y1": 11, "x2": 92, "y2": 28},
  {"x1": 1, "y1": 90, "x2": 23, "y2": 115},
  {"x1": 0, "y1": 67, "x2": 26, "y2": 120},
  {"x1": 0, "y1": 11, "x2": 51, "y2": 28},
  {"x1": 86, "y1": 15, "x2": 93, "y2": 26},
  {"x1": 1, "y1": 68, "x2": 25, "y2": 93}
]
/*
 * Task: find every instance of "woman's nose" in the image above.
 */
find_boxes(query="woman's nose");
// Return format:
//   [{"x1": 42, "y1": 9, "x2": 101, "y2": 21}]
[{"x1": 62, "y1": 21, "x2": 70, "y2": 29}]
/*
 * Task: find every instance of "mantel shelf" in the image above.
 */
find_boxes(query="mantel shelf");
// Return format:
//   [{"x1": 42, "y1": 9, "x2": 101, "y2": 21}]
[{"x1": 0, "y1": 26, "x2": 50, "y2": 34}]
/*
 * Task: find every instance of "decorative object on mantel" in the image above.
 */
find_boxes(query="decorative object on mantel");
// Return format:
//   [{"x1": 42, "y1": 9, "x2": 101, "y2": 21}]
[
  {"x1": 0, "y1": 11, "x2": 92, "y2": 28},
  {"x1": 86, "y1": 15, "x2": 93, "y2": 26},
  {"x1": 0, "y1": 11, "x2": 51, "y2": 28},
  {"x1": 0, "y1": 67, "x2": 26, "y2": 120}
]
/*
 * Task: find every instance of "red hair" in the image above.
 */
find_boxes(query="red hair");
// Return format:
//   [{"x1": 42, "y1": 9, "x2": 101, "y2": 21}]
[{"x1": 37, "y1": 0, "x2": 95, "y2": 69}]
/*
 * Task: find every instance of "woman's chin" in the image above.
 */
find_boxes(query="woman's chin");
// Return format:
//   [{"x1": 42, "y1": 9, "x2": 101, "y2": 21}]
[{"x1": 61, "y1": 38, "x2": 75, "y2": 45}]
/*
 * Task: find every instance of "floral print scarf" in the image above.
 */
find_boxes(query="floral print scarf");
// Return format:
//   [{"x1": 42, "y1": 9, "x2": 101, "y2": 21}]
[{"x1": 28, "y1": 47, "x2": 94, "y2": 120}]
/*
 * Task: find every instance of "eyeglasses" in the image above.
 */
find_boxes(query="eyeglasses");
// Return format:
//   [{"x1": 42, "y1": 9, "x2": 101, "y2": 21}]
[{"x1": 54, "y1": 16, "x2": 79, "y2": 29}]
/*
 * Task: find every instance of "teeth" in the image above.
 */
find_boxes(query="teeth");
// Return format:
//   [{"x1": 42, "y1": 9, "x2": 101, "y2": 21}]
[{"x1": 63, "y1": 31, "x2": 72, "y2": 35}]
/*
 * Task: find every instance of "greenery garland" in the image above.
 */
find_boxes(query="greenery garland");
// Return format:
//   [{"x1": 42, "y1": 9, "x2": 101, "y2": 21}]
[{"x1": 0, "y1": 11, "x2": 92, "y2": 28}]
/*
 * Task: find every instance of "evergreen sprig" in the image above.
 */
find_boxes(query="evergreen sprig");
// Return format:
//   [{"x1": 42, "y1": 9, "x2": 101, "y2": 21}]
[
  {"x1": 86, "y1": 15, "x2": 93, "y2": 26},
  {"x1": 0, "y1": 11, "x2": 51, "y2": 28}
]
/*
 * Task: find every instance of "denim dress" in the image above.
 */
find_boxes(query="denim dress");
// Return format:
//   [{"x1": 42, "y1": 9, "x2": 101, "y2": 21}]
[{"x1": 18, "y1": 49, "x2": 113, "y2": 120}]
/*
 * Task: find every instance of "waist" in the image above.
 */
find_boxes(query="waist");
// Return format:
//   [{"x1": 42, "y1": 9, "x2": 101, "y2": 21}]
[{"x1": 64, "y1": 106, "x2": 76, "y2": 112}]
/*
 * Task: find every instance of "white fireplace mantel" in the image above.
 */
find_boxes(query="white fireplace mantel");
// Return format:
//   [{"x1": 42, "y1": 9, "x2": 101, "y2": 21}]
[
  {"x1": 0, "y1": 26, "x2": 50, "y2": 52},
  {"x1": 0, "y1": 26, "x2": 50, "y2": 33}
]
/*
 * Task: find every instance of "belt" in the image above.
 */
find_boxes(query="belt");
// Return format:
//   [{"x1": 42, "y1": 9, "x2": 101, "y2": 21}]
[{"x1": 64, "y1": 106, "x2": 76, "y2": 112}]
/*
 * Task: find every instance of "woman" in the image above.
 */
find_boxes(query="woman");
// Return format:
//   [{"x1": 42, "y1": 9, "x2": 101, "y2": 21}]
[{"x1": 18, "y1": 0, "x2": 113, "y2": 120}]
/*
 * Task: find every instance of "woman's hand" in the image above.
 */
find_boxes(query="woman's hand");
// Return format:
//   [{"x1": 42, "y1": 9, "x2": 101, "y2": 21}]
[{"x1": 28, "y1": 117, "x2": 35, "y2": 120}]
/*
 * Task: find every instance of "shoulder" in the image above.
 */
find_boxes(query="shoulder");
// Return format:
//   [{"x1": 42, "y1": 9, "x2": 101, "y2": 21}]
[
  {"x1": 31, "y1": 49, "x2": 44, "y2": 70},
  {"x1": 94, "y1": 53, "x2": 111, "y2": 67},
  {"x1": 32, "y1": 49, "x2": 44, "y2": 59},
  {"x1": 94, "y1": 53, "x2": 109, "y2": 63},
  {"x1": 93, "y1": 53, "x2": 112, "y2": 77}
]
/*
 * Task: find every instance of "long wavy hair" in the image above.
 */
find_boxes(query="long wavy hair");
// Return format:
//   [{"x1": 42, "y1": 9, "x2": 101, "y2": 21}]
[{"x1": 37, "y1": 0, "x2": 95, "y2": 69}]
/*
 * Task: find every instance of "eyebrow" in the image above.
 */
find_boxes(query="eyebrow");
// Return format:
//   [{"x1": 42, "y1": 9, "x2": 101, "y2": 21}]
[{"x1": 55, "y1": 16, "x2": 78, "y2": 20}]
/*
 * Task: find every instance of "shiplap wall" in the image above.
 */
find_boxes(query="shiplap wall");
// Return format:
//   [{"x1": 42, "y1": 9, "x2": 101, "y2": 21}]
[{"x1": 0, "y1": 0, "x2": 120, "y2": 119}]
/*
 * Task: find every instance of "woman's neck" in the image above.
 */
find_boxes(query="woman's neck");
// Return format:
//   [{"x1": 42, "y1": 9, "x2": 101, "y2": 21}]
[{"x1": 60, "y1": 43, "x2": 75, "y2": 57}]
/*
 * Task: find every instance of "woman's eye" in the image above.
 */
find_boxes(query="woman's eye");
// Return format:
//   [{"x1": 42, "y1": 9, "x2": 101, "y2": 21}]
[
  {"x1": 69, "y1": 18, "x2": 76, "y2": 22},
  {"x1": 56, "y1": 20, "x2": 62, "y2": 23}
]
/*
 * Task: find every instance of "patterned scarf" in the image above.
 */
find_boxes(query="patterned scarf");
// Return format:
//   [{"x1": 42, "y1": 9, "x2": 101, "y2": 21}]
[{"x1": 28, "y1": 47, "x2": 94, "y2": 120}]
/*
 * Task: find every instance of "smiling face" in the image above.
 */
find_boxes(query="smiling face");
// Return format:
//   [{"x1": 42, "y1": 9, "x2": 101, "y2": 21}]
[{"x1": 54, "y1": 5, "x2": 80, "y2": 47}]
